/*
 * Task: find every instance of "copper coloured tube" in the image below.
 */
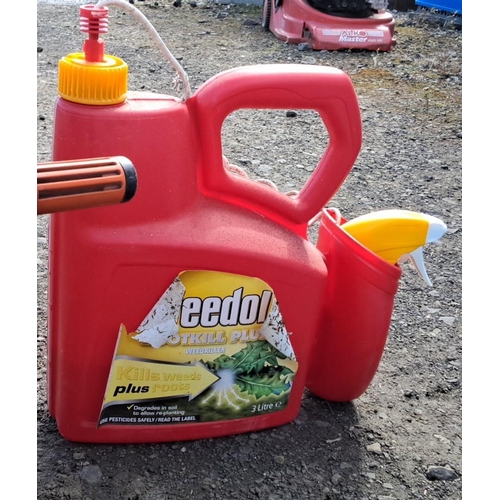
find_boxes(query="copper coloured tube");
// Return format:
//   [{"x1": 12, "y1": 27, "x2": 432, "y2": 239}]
[{"x1": 37, "y1": 156, "x2": 137, "y2": 215}]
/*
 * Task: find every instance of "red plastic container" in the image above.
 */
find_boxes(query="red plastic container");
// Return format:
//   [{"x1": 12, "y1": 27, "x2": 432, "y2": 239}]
[
  {"x1": 48, "y1": 64, "x2": 362, "y2": 443},
  {"x1": 306, "y1": 208, "x2": 402, "y2": 402}
]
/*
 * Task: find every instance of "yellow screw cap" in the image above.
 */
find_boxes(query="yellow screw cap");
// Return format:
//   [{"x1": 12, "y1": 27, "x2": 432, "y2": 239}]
[{"x1": 58, "y1": 52, "x2": 128, "y2": 106}]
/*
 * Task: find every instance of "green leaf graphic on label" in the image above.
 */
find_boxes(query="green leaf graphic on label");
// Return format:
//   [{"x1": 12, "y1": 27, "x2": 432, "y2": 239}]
[
  {"x1": 237, "y1": 366, "x2": 294, "y2": 399},
  {"x1": 201, "y1": 340, "x2": 294, "y2": 410},
  {"x1": 208, "y1": 339, "x2": 288, "y2": 376}
]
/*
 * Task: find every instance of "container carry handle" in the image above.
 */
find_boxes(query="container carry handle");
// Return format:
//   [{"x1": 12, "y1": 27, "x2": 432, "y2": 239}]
[{"x1": 190, "y1": 64, "x2": 362, "y2": 234}]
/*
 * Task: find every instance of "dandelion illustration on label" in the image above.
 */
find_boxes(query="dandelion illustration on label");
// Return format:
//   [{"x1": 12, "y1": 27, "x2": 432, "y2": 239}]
[{"x1": 201, "y1": 340, "x2": 294, "y2": 410}]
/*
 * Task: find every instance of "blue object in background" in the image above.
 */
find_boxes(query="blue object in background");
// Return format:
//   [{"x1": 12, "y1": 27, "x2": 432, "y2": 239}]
[{"x1": 416, "y1": 0, "x2": 462, "y2": 15}]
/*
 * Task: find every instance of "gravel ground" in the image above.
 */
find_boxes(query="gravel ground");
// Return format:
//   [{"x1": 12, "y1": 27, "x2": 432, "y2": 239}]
[{"x1": 37, "y1": 1, "x2": 462, "y2": 499}]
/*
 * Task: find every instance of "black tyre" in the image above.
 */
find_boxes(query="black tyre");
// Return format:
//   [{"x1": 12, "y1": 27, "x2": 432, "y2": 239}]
[{"x1": 262, "y1": 0, "x2": 272, "y2": 29}]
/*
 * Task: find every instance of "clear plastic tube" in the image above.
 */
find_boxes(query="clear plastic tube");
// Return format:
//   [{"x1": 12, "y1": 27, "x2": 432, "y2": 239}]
[{"x1": 95, "y1": 0, "x2": 192, "y2": 99}]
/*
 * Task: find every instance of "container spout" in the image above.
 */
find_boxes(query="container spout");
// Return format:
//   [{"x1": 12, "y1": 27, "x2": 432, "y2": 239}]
[{"x1": 80, "y1": 4, "x2": 109, "y2": 63}]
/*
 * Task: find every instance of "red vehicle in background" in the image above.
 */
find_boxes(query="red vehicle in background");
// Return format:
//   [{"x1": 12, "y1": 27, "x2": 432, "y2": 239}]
[{"x1": 262, "y1": 0, "x2": 396, "y2": 51}]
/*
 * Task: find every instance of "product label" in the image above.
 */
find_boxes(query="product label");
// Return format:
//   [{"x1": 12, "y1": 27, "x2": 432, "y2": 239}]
[{"x1": 98, "y1": 271, "x2": 297, "y2": 427}]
